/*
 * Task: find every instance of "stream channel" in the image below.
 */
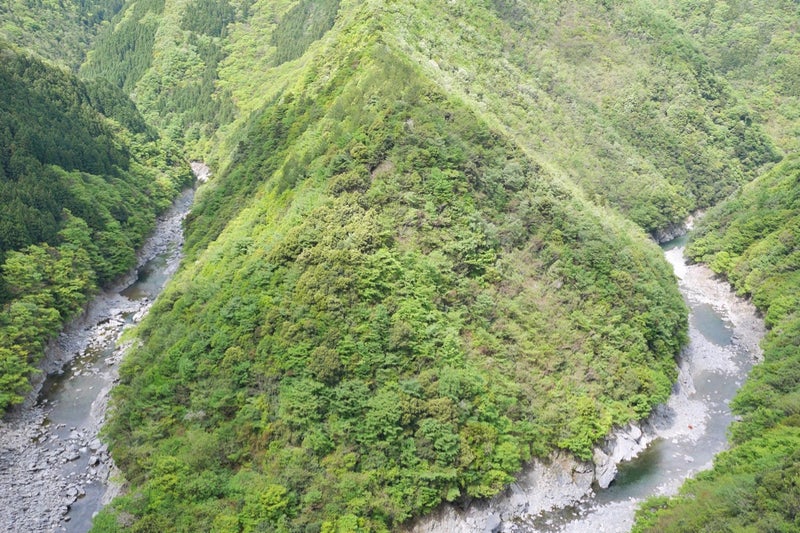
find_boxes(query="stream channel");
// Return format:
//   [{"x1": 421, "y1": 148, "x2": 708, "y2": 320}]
[
  {"x1": 0, "y1": 184, "x2": 196, "y2": 533},
  {"x1": 1, "y1": 196, "x2": 764, "y2": 533},
  {"x1": 526, "y1": 233, "x2": 766, "y2": 532},
  {"x1": 414, "y1": 233, "x2": 766, "y2": 532}
]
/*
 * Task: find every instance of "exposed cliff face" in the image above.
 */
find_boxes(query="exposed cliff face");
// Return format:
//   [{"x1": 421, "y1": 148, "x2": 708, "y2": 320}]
[
  {"x1": 408, "y1": 426, "x2": 648, "y2": 533},
  {"x1": 407, "y1": 416, "x2": 688, "y2": 531},
  {"x1": 652, "y1": 223, "x2": 690, "y2": 245},
  {"x1": 651, "y1": 213, "x2": 702, "y2": 244},
  {"x1": 593, "y1": 423, "x2": 651, "y2": 490},
  {"x1": 408, "y1": 450, "x2": 595, "y2": 533}
]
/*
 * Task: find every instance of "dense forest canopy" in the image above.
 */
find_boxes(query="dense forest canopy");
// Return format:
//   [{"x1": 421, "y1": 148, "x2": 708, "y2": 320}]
[
  {"x1": 663, "y1": 0, "x2": 800, "y2": 154},
  {"x1": 0, "y1": 0, "x2": 124, "y2": 69},
  {"x1": 1, "y1": 0, "x2": 798, "y2": 531},
  {"x1": 84, "y1": 0, "x2": 780, "y2": 233},
  {"x1": 381, "y1": 0, "x2": 780, "y2": 231},
  {"x1": 0, "y1": 42, "x2": 189, "y2": 410},
  {"x1": 92, "y1": 35, "x2": 688, "y2": 530}
]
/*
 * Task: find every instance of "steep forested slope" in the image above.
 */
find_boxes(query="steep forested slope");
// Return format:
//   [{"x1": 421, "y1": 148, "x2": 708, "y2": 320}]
[
  {"x1": 0, "y1": 43, "x2": 190, "y2": 410},
  {"x1": 85, "y1": 0, "x2": 778, "y2": 233},
  {"x1": 666, "y1": 0, "x2": 800, "y2": 153},
  {"x1": 635, "y1": 155, "x2": 800, "y2": 532},
  {"x1": 380, "y1": 0, "x2": 779, "y2": 232},
  {"x1": 67, "y1": 0, "x2": 798, "y2": 531},
  {"x1": 0, "y1": 0, "x2": 123, "y2": 69},
  {"x1": 91, "y1": 9, "x2": 688, "y2": 532},
  {"x1": 80, "y1": 0, "x2": 238, "y2": 147}
]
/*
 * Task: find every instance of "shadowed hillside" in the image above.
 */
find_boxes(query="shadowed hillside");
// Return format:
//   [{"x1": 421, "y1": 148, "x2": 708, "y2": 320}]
[{"x1": 0, "y1": 42, "x2": 189, "y2": 411}]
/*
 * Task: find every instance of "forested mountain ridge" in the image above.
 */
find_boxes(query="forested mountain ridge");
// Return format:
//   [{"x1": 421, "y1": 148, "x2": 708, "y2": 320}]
[
  {"x1": 86, "y1": 0, "x2": 779, "y2": 234},
  {"x1": 79, "y1": 0, "x2": 344, "y2": 156},
  {"x1": 379, "y1": 0, "x2": 780, "y2": 231},
  {"x1": 1, "y1": 0, "x2": 798, "y2": 531},
  {"x1": 0, "y1": 42, "x2": 190, "y2": 410},
  {"x1": 89, "y1": 3, "x2": 695, "y2": 531}
]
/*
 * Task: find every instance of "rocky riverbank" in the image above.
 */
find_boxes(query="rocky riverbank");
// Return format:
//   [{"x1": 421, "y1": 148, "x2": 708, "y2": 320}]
[
  {"x1": 406, "y1": 424, "x2": 651, "y2": 533},
  {"x1": 651, "y1": 212, "x2": 702, "y2": 244},
  {"x1": 0, "y1": 187, "x2": 195, "y2": 533},
  {"x1": 409, "y1": 236, "x2": 765, "y2": 533},
  {"x1": 190, "y1": 161, "x2": 212, "y2": 183}
]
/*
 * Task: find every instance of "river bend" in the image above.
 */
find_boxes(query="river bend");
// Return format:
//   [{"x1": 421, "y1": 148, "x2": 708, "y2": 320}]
[
  {"x1": 1, "y1": 202, "x2": 764, "y2": 533},
  {"x1": 413, "y1": 234, "x2": 765, "y2": 532}
]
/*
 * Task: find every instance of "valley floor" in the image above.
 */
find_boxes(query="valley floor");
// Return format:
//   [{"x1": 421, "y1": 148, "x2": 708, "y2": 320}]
[
  {"x1": 0, "y1": 189, "x2": 194, "y2": 533},
  {"x1": 410, "y1": 237, "x2": 765, "y2": 532}
]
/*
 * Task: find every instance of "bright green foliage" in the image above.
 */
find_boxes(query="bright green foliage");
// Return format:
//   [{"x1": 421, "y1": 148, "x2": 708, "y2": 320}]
[
  {"x1": 95, "y1": 15, "x2": 686, "y2": 529},
  {"x1": 664, "y1": 0, "x2": 800, "y2": 153},
  {"x1": 0, "y1": 44, "x2": 190, "y2": 412},
  {"x1": 635, "y1": 155, "x2": 800, "y2": 531},
  {"x1": 82, "y1": 0, "x2": 238, "y2": 148},
  {"x1": 379, "y1": 0, "x2": 779, "y2": 232},
  {"x1": 0, "y1": 0, "x2": 123, "y2": 69},
  {"x1": 689, "y1": 155, "x2": 800, "y2": 329},
  {"x1": 84, "y1": 0, "x2": 778, "y2": 233},
  {"x1": 0, "y1": 241, "x2": 93, "y2": 407},
  {"x1": 6, "y1": 0, "x2": 790, "y2": 529}
]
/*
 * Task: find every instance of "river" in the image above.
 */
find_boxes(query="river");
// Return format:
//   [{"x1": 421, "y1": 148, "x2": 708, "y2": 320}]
[
  {"x1": 1, "y1": 196, "x2": 763, "y2": 532},
  {"x1": 0, "y1": 185, "x2": 196, "y2": 533},
  {"x1": 412, "y1": 234, "x2": 766, "y2": 532},
  {"x1": 529, "y1": 234, "x2": 765, "y2": 532}
]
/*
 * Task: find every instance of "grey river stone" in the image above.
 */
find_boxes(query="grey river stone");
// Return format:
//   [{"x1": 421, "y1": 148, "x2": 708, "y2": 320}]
[
  {"x1": 0, "y1": 183, "x2": 196, "y2": 533},
  {"x1": 409, "y1": 233, "x2": 765, "y2": 533}
]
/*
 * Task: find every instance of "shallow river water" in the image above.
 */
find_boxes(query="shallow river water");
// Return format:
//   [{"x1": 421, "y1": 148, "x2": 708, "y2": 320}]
[
  {"x1": 2, "y1": 208, "x2": 763, "y2": 533},
  {"x1": 527, "y1": 234, "x2": 765, "y2": 532},
  {"x1": 412, "y1": 234, "x2": 765, "y2": 532},
  {"x1": 0, "y1": 187, "x2": 195, "y2": 533}
]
